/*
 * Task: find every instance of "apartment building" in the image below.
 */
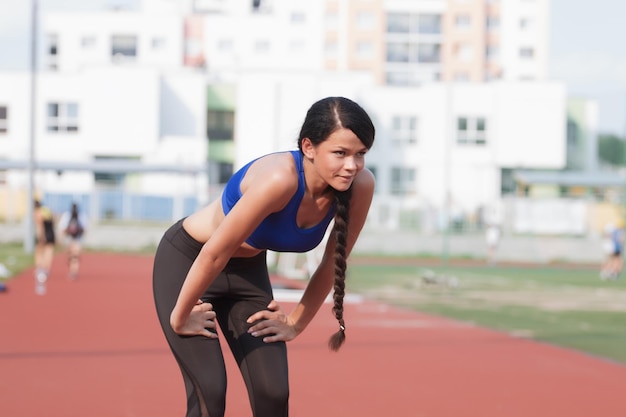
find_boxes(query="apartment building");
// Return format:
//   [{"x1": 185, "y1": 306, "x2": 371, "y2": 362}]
[{"x1": 0, "y1": 0, "x2": 567, "y2": 233}]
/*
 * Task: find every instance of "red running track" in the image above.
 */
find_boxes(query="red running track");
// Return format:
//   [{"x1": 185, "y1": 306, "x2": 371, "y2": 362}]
[{"x1": 1, "y1": 252, "x2": 625, "y2": 417}]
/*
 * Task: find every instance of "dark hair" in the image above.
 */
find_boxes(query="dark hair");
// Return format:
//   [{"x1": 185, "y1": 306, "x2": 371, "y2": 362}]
[
  {"x1": 297, "y1": 97, "x2": 375, "y2": 351},
  {"x1": 70, "y1": 203, "x2": 79, "y2": 220}
]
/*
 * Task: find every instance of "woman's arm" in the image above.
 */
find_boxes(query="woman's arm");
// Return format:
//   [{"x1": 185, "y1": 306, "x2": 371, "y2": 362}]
[
  {"x1": 34, "y1": 210, "x2": 44, "y2": 243},
  {"x1": 247, "y1": 168, "x2": 376, "y2": 341}
]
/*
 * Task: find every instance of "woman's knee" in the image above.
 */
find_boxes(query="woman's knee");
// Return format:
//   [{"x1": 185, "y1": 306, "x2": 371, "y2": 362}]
[{"x1": 250, "y1": 382, "x2": 289, "y2": 417}]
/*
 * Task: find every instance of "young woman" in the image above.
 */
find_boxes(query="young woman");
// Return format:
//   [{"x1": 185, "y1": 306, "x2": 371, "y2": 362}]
[
  {"x1": 34, "y1": 199, "x2": 56, "y2": 295},
  {"x1": 58, "y1": 202, "x2": 87, "y2": 279},
  {"x1": 152, "y1": 96, "x2": 375, "y2": 417}
]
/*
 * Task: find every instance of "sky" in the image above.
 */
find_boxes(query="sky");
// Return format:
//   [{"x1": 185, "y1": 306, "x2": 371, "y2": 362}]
[{"x1": 1, "y1": 0, "x2": 625, "y2": 135}]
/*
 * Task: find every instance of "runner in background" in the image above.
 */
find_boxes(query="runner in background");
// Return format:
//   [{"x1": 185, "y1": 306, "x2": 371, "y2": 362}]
[
  {"x1": 485, "y1": 223, "x2": 501, "y2": 266},
  {"x1": 33, "y1": 199, "x2": 56, "y2": 295},
  {"x1": 58, "y1": 202, "x2": 88, "y2": 279},
  {"x1": 600, "y1": 220, "x2": 624, "y2": 280}
]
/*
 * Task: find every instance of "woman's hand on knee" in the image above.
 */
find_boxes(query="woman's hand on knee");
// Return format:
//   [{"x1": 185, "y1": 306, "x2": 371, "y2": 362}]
[
  {"x1": 247, "y1": 300, "x2": 297, "y2": 343},
  {"x1": 170, "y1": 300, "x2": 218, "y2": 338}
]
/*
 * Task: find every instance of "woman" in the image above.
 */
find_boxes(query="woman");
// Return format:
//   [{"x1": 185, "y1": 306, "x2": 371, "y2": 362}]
[
  {"x1": 153, "y1": 96, "x2": 375, "y2": 417},
  {"x1": 34, "y1": 199, "x2": 56, "y2": 295},
  {"x1": 58, "y1": 202, "x2": 87, "y2": 279}
]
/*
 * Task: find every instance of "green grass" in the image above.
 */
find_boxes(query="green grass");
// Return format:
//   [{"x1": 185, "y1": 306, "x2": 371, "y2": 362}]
[
  {"x1": 347, "y1": 257, "x2": 626, "y2": 364},
  {"x1": 0, "y1": 242, "x2": 35, "y2": 283}
]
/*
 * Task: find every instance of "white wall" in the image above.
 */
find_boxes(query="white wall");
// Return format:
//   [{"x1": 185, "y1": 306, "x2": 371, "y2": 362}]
[{"x1": 499, "y1": 0, "x2": 550, "y2": 81}]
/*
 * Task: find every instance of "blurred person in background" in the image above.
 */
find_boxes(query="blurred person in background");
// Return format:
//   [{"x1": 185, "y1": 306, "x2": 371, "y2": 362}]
[
  {"x1": 152, "y1": 96, "x2": 375, "y2": 417},
  {"x1": 600, "y1": 220, "x2": 624, "y2": 280},
  {"x1": 58, "y1": 202, "x2": 88, "y2": 279},
  {"x1": 485, "y1": 223, "x2": 501, "y2": 266},
  {"x1": 34, "y1": 199, "x2": 56, "y2": 295},
  {"x1": 0, "y1": 262, "x2": 9, "y2": 293}
]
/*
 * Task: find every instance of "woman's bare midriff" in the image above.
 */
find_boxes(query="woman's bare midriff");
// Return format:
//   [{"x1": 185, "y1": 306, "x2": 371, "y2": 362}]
[{"x1": 182, "y1": 199, "x2": 264, "y2": 258}]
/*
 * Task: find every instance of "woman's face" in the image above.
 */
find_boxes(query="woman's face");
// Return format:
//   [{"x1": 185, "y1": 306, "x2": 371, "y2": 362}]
[{"x1": 303, "y1": 128, "x2": 369, "y2": 192}]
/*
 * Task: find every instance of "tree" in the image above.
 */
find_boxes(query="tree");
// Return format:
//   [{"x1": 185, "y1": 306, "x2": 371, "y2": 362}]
[{"x1": 598, "y1": 134, "x2": 626, "y2": 167}]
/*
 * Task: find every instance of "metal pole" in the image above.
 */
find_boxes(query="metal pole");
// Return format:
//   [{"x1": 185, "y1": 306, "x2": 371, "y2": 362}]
[
  {"x1": 24, "y1": 0, "x2": 38, "y2": 253},
  {"x1": 441, "y1": 83, "x2": 452, "y2": 266}
]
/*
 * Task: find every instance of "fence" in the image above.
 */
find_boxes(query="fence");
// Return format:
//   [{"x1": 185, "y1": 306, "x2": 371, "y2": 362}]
[
  {"x1": 0, "y1": 186, "x2": 202, "y2": 225},
  {"x1": 366, "y1": 194, "x2": 624, "y2": 238}
]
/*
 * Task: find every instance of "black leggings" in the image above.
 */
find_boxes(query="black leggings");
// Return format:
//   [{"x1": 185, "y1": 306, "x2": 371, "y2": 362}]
[{"x1": 152, "y1": 219, "x2": 289, "y2": 417}]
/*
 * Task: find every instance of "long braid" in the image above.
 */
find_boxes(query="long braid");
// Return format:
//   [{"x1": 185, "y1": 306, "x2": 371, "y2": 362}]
[
  {"x1": 328, "y1": 187, "x2": 351, "y2": 351},
  {"x1": 296, "y1": 96, "x2": 375, "y2": 351}
]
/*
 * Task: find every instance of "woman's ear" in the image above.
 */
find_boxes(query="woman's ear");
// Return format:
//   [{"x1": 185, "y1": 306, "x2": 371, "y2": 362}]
[{"x1": 301, "y1": 137, "x2": 315, "y2": 159}]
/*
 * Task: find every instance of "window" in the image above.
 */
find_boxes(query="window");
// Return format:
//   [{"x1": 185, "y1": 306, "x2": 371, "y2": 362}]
[
  {"x1": 325, "y1": 39, "x2": 338, "y2": 57},
  {"x1": 290, "y1": 11, "x2": 306, "y2": 24},
  {"x1": 387, "y1": 42, "x2": 409, "y2": 62},
  {"x1": 455, "y1": 43, "x2": 473, "y2": 62},
  {"x1": 289, "y1": 39, "x2": 306, "y2": 53},
  {"x1": 325, "y1": 11, "x2": 338, "y2": 30},
  {"x1": 81, "y1": 35, "x2": 96, "y2": 49},
  {"x1": 46, "y1": 102, "x2": 79, "y2": 133},
  {"x1": 486, "y1": 16, "x2": 499, "y2": 30},
  {"x1": 387, "y1": 13, "x2": 410, "y2": 33},
  {"x1": 456, "y1": 116, "x2": 487, "y2": 145},
  {"x1": 213, "y1": 161, "x2": 233, "y2": 184},
  {"x1": 391, "y1": 116, "x2": 417, "y2": 145},
  {"x1": 454, "y1": 72, "x2": 470, "y2": 82},
  {"x1": 207, "y1": 110, "x2": 234, "y2": 140},
  {"x1": 566, "y1": 118, "x2": 580, "y2": 146},
  {"x1": 385, "y1": 71, "x2": 412, "y2": 86},
  {"x1": 388, "y1": 12, "x2": 443, "y2": 34},
  {"x1": 519, "y1": 47, "x2": 534, "y2": 58},
  {"x1": 152, "y1": 37, "x2": 166, "y2": 49},
  {"x1": 217, "y1": 38, "x2": 234, "y2": 52},
  {"x1": 388, "y1": 42, "x2": 441, "y2": 63},
  {"x1": 94, "y1": 156, "x2": 136, "y2": 185},
  {"x1": 0, "y1": 106, "x2": 7, "y2": 134},
  {"x1": 355, "y1": 41, "x2": 374, "y2": 59},
  {"x1": 500, "y1": 168, "x2": 515, "y2": 195},
  {"x1": 254, "y1": 39, "x2": 271, "y2": 53},
  {"x1": 391, "y1": 167, "x2": 416, "y2": 196},
  {"x1": 418, "y1": 14, "x2": 441, "y2": 34},
  {"x1": 417, "y1": 43, "x2": 441, "y2": 63},
  {"x1": 47, "y1": 33, "x2": 58, "y2": 71},
  {"x1": 519, "y1": 18, "x2": 533, "y2": 30},
  {"x1": 111, "y1": 35, "x2": 137, "y2": 61},
  {"x1": 356, "y1": 11, "x2": 375, "y2": 30},
  {"x1": 455, "y1": 14, "x2": 471, "y2": 30},
  {"x1": 486, "y1": 45, "x2": 499, "y2": 60}
]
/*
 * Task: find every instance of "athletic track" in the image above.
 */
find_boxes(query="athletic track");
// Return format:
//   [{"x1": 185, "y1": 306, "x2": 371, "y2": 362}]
[{"x1": 1, "y1": 252, "x2": 625, "y2": 417}]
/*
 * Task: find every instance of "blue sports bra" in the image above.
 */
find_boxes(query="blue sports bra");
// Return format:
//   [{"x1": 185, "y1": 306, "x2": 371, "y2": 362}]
[{"x1": 221, "y1": 150, "x2": 335, "y2": 253}]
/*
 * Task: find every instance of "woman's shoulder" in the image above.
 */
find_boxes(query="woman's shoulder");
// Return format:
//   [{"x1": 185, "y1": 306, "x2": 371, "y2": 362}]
[
  {"x1": 353, "y1": 167, "x2": 376, "y2": 190},
  {"x1": 243, "y1": 151, "x2": 300, "y2": 191}
]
